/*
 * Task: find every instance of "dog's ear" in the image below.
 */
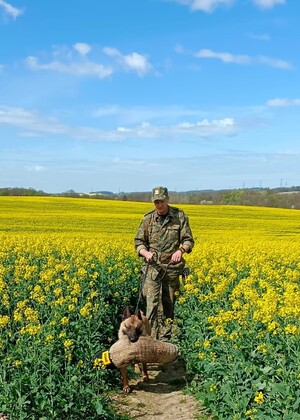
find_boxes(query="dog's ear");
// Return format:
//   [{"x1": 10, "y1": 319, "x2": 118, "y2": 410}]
[
  {"x1": 122, "y1": 306, "x2": 131, "y2": 320},
  {"x1": 135, "y1": 309, "x2": 143, "y2": 321}
]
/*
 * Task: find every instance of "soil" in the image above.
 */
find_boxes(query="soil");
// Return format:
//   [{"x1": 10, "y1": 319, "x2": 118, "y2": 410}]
[{"x1": 111, "y1": 359, "x2": 208, "y2": 419}]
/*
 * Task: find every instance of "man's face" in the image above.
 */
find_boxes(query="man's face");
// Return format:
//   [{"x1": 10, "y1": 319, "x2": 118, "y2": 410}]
[{"x1": 153, "y1": 198, "x2": 169, "y2": 215}]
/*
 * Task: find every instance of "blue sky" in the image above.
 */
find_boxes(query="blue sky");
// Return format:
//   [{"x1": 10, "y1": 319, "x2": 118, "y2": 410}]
[{"x1": 1, "y1": 0, "x2": 299, "y2": 193}]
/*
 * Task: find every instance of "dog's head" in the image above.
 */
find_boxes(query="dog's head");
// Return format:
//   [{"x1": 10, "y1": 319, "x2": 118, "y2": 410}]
[{"x1": 119, "y1": 306, "x2": 145, "y2": 343}]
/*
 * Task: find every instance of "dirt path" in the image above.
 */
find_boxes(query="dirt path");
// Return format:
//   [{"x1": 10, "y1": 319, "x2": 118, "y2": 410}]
[{"x1": 112, "y1": 359, "x2": 208, "y2": 419}]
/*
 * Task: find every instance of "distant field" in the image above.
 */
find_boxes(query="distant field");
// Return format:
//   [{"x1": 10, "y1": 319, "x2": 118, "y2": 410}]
[{"x1": 1, "y1": 196, "x2": 300, "y2": 239}]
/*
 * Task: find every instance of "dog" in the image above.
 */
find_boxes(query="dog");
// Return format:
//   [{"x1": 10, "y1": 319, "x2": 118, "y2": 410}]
[{"x1": 118, "y1": 306, "x2": 151, "y2": 393}]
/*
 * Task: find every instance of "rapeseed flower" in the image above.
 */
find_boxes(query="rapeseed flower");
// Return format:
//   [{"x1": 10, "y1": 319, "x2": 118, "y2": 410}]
[
  {"x1": 254, "y1": 391, "x2": 264, "y2": 405},
  {"x1": 0, "y1": 315, "x2": 10, "y2": 327},
  {"x1": 60, "y1": 316, "x2": 70, "y2": 325}
]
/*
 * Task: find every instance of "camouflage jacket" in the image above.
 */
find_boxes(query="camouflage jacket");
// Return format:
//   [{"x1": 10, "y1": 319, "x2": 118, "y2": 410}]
[{"x1": 134, "y1": 206, "x2": 194, "y2": 265}]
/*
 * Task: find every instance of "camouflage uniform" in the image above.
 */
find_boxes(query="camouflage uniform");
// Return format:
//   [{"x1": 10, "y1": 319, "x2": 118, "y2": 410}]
[{"x1": 134, "y1": 204, "x2": 194, "y2": 341}]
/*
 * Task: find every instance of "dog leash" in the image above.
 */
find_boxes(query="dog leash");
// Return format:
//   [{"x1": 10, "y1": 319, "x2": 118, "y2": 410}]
[
  {"x1": 135, "y1": 260, "x2": 150, "y2": 313},
  {"x1": 134, "y1": 259, "x2": 172, "y2": 313}
]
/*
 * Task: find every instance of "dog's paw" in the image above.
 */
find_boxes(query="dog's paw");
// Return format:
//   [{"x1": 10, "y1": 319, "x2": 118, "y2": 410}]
[{"x1": 123, "y1": 385, "x2": 132, "y2": 394}]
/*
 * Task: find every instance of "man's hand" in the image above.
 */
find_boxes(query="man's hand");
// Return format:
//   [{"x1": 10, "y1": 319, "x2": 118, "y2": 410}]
[
  {"x1": 171, "y1": 249, "x2": 183, "y2": 264},
  {"x1": 139, "y1": 249, "x2": 154, "y2": 262}
]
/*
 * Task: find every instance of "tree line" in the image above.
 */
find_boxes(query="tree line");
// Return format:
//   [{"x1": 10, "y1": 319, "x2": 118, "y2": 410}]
[{"x1": 1, "y1": 186, "x2": 300, "y2": 209}]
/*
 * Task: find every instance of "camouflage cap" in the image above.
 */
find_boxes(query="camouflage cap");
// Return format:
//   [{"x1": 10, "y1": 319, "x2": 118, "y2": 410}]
[{"x1": 151, "y1": 186, "x2": 169, "y2": 202}]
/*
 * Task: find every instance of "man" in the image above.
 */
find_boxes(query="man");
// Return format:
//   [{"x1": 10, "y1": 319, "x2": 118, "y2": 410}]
[{"x1": 134, "y1": 186, "x2": 194, "y2": 341}]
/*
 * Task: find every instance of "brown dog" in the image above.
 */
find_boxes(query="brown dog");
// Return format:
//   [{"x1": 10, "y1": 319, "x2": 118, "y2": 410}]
[{"x1": 118, "y1": 306, "x2": 151, "y2": 393}]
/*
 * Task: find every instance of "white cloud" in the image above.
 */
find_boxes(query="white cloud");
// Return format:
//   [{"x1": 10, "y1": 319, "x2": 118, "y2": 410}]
[
  {"x1": 103, "y1": 47, "x2": 153, "y2": 77},
  {"x1": 0, "y1": 106, "x2": 69, "y2": 134},
  {"x1": 117, "y1": 127, "x2": 132, "y2": 132},
  {"x1": 267, "y1": 98, "x2": 300, "y2": 107},
  {"x1": 175, "y1": 117, "x2": 237, "y2": 137},
  {"x1": 111, "y1": 118, "x2": 238, "y2": 139},
  {"x1": 0, "y1": 106, "x2": 120, "y2": 141},
  {"x1": 0, "y1": 0, "x2": 22, "y2": 19},
  {"x1": 73, "y1": 43, "x2": 92, "y2": 56},
  {"x1": 195, "y1": 48, "x2": 292, "y2": 69},
  {"x1": 196, "y1": 49, "x2": 250, "y2": 64},
  {"x1": 169, "y1": 0, "x2": 285, "y2": 11},
  {"x1": 258, "y1": 55, "x2": 291, "y2": 69},
  {"x1": 25, "y1": 44, "x2": 153, "y2": 79},
  {"x1": 169, "y1": 0, "x2": 233, "y2": 13},
  {"x1": 252, "y1": 0, "x2": 285, "y2": 9},
  {"x1": 26, "y1": 56, "x2": 113, "y2": 79},
  {"x1": 0, "y1": 105, "x2": 238, "y2": 142}
]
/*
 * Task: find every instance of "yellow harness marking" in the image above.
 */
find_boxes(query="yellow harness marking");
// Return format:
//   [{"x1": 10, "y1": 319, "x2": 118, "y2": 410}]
[{"x1": 102, "y1": 350, "x2": 111, "y2": 366}]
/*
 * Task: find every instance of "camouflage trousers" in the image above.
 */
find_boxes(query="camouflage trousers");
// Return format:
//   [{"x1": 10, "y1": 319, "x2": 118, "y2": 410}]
[{"x1": 141, "y1": 262, "x2": 183, "y2": 341}]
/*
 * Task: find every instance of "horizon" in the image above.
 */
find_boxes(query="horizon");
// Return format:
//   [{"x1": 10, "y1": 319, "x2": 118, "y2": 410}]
[
  {"x1": 2, "y1": 183, "x2": 300, "y2": 196},
  {"x1": 1, "y1": 0, "x2": 299, "y2": 193}
]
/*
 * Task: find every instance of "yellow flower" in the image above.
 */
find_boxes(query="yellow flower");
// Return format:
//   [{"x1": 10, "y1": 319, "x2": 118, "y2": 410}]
[
  {"x1": 89, "y1": 291, "x2": 98, "y2": 299},
  {"x1": 20, "y1": 324, "x2": 42, "y2": 336},
  {"x1": 2, "y1": 293, "x2": 10, "y2": 308},
  {"x1": 254, "y1": 391, "x2": 264, "y2": 405},
  {"x1": 165, "y1": 318, "x2": 173, "y2": 326},
  {"x1": 256, "y1": 343, "x2": 268, "y2": 354},
  {"x1": 64, "y1": 339, "x2": 74, "y2": 349},
  {"x1": 203, "y1": 339, "x2": 211, "y2": 348},
  {"x1": 53, "y1": 287, "x2": 63, "y2": 296},
  {"x1": 267, "y1": 321, "x2": 279, "y2": 332},
  {"x1": 71, "y1": 284, "x2": 81, "y2": 296},
  {"x1": 0, "y1": 315, "x2": 10, "y2": 327},
  {"x1": 178, "y1": 296, "x2": 186, "y2": 305},
  {"x1": 77, "y1": 268, "x2": 87, "y2": 278},
  {"x1": 13, "y1": 360, "x2": 22, "y2": 367},
  {"x1": 60, "y1": 316, "x2": 70, "y2": 325},
  {"x1": 45, "y1": 334, "x2": 54, "y2": 343},
  {"x1": 215, "y1": 325, "x2": 226, "y2": 336},
  {"x1": 285, "y1": 324, "x2": 298, "y2": 335},
  {"x1": 80, "y1": 302, "x2": 92, "y2": 318},
  {"x1": 13, "y1": 310, "x2": 23, "y2": 322},
  {"x1": 229, "y1": 332, "x2": 238, "y2": 340},
  {"x1": 24, "y1": 307, "x2": 39, "y2": 323},
  {"x1": 93, "y1": 357, "x2": 105, "y2": 369},
  {"x1": 245, "y1": 408, "x2": 257, "y2": 416},
  {"x1": 54, "y1": 296, "x2": 65, "y2": 306}
]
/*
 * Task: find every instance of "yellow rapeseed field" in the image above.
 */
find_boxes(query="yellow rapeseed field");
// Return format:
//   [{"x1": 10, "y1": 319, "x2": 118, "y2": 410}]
[{"x1": 0, "y1": 196, "x2": 299, "y2": 418}]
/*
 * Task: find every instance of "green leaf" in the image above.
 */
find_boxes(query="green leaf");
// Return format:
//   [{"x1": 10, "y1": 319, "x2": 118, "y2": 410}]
[{"x1": 95, "y1": 399, "x2": 104, "y2": 415}]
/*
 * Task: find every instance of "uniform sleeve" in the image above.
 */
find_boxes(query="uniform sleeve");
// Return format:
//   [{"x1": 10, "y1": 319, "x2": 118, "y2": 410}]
[
  {"x1": 179, "y1": 213, "x2": 194, "y2": 253},
  {"x1": 134, "y1": 217, "x2": 149, "y2": 255}
]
